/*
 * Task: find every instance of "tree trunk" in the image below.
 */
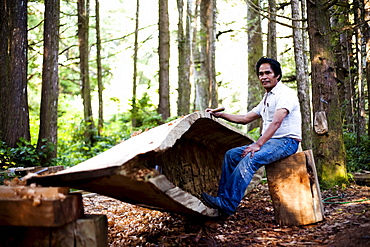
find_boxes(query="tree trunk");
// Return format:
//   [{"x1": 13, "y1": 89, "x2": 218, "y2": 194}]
[
  {"x1": 246, "y1": 0, "x2": 263, "y2": 132},
  {"x1": 37, "y1": 0, "x2": 60, "y2": 164},
  {"x1": 205, "y1": 0, "x2": 217, "y2": 109},
  {"x1": 0, "y1": 0, "x2": 7, "y2": 141},
  {"x1": 291, "y1": 0, "x2": 312, "y2": 150},
  {"x1": 365, "y1": 0, "x2": 370, "y2": 137},
  {"x1": 78, "y1": 0, "x2": 95, "y2": 144},
  {"x1": 95, "y1": 0, "x2": 103, "y2": 135},
  {"x1": 332, "y1": 2, "x2": 354, "y2": 133},
  {"x1": 158, "y1": 0, "x2": 170, "y2": 121},
  {"x1": 267, "y1": 0, "x2": 276, "y2": 59},
  {"x1": 193, "y1": 0, "x2": 217, "y2": 111},
  {"x1": 306, "y1": 0, "x2": 348, "y2": 188},
  {"x1": 0, "y1": 0, "x2": 30, "y2": 147},
  {"x1": 176, "y1": 0, "x2": 191, "y2": 116},
  {"x1": 353, "y1": 0, "x2": 366, "y2": 140},
  {"x1": 132, "y1": 0, "x2": 140, "y2": 127},
  {"x1": 194, "y1": 0, "x2": 217, "y2": 110},
  {"x1": 192, "y1": 0, "x2": 205, "y2": 111}
]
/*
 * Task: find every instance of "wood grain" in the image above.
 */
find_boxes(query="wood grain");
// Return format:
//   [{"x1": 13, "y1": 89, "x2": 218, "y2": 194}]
[{"x1": 266, "y1": 150, "x2": 324, "y2": 226}]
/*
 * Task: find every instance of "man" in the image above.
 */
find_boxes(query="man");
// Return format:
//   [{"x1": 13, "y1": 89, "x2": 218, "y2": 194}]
[{"x1": 202, "y1": 57, "x2": 302, "y2": 216}]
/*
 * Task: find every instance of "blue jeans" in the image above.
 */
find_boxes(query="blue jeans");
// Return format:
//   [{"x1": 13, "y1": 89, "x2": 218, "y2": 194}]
[{"x1": 215, "y1": 138, "x2": 299, "y2": 215}]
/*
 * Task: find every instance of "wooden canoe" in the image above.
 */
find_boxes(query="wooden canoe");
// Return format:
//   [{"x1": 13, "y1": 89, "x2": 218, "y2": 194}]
[{"x1": 29, "y1": 111, "x2": 254, "y2": 217}]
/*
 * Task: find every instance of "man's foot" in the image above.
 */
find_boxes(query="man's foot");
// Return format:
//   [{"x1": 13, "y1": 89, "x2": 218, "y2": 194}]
[
  {"x1": 201, "y1": 192, "x2": 233, "y2": 217},
  {"x1": 201, "y1": 192, "x2": 219, "y2": 209}
]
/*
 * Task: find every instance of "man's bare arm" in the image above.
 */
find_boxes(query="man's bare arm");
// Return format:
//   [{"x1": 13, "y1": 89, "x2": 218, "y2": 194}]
[{"x1": 206, "y1": 109, "x2": 260, "y2": 124}]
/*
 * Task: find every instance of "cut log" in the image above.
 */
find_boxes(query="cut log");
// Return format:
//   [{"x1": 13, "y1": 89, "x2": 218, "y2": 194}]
[
  {"x1": 351, "y1": 171, "x2": 370, "y2": 186},
  {"x1": 0, "y1": 193, "x2": 83, "y2": 227},
  {"x1": 29, "y1": 111, "x2": 257, "y2": 217},
  {"x1": 265, "y1": 150, "x2": 324, "y2": 226},
  {"x1": 0, "y1": 185, "x2": 69, "y2": 199},
  {"x1": 0, "y1": 214, "x2": 107, "y2": 247},
  {"x1": 75, "y1": 215, "x2": 108, "y2": 247}
]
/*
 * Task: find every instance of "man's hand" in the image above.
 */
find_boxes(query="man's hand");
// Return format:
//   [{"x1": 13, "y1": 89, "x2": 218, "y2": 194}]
[
  {"x1": 205, "y1": 107, "x2": 225, "y2": 118},
  {"x1": 241, "y1": 108, "x2": 288, "y2": 158},
  {"x1": 241, "y1": 143, "x2": 261, "y2": 158}
]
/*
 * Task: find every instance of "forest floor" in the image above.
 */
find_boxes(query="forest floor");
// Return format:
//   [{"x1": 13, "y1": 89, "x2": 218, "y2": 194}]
[{"x1": 83, "y1": 183, "x2": 370, "y2": 247}]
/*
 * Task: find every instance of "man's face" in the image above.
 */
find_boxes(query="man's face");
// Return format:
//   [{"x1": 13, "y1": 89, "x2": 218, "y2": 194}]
[{"x1": 258, "y1": 63, "x2": 280, "y2": 92}]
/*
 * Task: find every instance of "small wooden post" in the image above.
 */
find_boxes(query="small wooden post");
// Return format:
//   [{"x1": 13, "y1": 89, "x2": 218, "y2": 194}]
[
  {"x1": 0, "y1": 214, "x2": 108, "y2": 247},
  {"x1": 265, "y1": 150, "x2": 324, "y2": 226},
  {"x1": 76, "y1": 215, "x2": 108, "y2": 247},
  {"x1": 0, "y1": 187, "x2": 83, "y2": 227}
]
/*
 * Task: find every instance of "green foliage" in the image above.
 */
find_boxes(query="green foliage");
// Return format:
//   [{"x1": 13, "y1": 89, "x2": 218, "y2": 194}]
[
  {"x1": 247, "y1": 127, "x2": 260, "y2": 141},
  {"x1": 130, "y1": 92, "x2": 163, "y2": 129},
  {"x1": 55, "y1": 93, "x2": 163, "y2": 168},
  {"x1": 344, "y1": 132, "x2": 370, "y2": 172},
  {"x1": 56, "y1": 114, "x2": 121, "y2": 167},
  {"x1": 0, "y1": 137, "x2": 56, "y2": 169}
]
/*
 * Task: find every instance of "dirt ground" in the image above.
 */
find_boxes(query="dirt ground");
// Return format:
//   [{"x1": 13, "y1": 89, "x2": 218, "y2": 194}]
[{"x1": 83, "y1": 183, "x2": 370, "y2": 246}]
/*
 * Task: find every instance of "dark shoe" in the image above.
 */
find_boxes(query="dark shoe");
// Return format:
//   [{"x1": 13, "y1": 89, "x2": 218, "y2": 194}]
[
  {"x1": 201, "y1": 192, "x2": 220, "y2": 209},
  {"x1": 201, "y1": 192, "x2": 233, "y2": 217}
]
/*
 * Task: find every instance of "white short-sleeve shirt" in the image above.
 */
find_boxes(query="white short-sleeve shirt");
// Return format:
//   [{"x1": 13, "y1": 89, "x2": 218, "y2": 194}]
[{"x1": 251, "y1": 82, "x2": 302, "y2": 140}]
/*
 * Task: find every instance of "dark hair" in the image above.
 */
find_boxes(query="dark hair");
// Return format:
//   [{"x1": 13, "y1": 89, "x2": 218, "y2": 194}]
[{"x1": 255, "y1": 57, "x2": 282, "y2": 81}]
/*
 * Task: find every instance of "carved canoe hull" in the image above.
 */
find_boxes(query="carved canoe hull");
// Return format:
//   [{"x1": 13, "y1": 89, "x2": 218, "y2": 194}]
[{"x1": 29, "y1": 111, "x2": 254, "y2": 217}]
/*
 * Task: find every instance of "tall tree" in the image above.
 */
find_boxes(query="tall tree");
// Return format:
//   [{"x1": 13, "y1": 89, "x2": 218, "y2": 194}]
[
  {"x1": 246, "y1": 0, "x2": 263, "y2": 131},
  {"x1": 0, "y1": 0, "x2": 30, "y2": 147},
  {"x1": 291, "y1": 0, "x2": 312, "y2": 150},
  {"x1": 353, "y1": 0, "x2": 366, "y2": 139},
  {"x1": 193, "y1": 0, "x2": 217, "y2": 111},
  {"x1": 132, "y1": 0, "x2": 140, "y2": 127},
  {"x1": 37, "y1": 0, "x2": 60, "y2": 164},
  {"x1": 78, "y1": 0, "x2": 95, "y2": 143},
  {"x1": 177, "y1": 0, "x2": 191, "y2": 116},
  {"x1": 193, "y1": 0, "x2": 207, "y2": 111},
  {"x1": 205, "y1": 0, "x2": 217, "y2": 109},
  {"x1": 307, "y1": 0, "x2": 348, "y2": 187},
  {"x1": 267, "y1": 0, "x2": 276, "y2": 59},
  {"x1": 158, "y1": 0, "x2": 170, "y2": 121},
  {"x1": 332, "y1": 1, "x2": 354, "y2": 133},
  {"x1": 95, "y1": 0, "x2": 103, "y2": 135},
  {"x1": 365, "y1": 0, "x2": 370, "y2": 137}
]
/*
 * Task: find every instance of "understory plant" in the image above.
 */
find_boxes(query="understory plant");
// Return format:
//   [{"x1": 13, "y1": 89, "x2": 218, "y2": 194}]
[{"x1": 344, "y1": 132, "x2": 370, "y2": 172}]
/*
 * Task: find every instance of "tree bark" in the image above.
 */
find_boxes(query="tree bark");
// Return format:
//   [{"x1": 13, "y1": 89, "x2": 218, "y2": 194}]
[
  {"x1": 95, "y1": 0, "x2": 103, "y2": 135},
  {"x1": 206, "y1": 0, "x2": 217, "y2": 109},
  {"x1": 365, "y1": 0, "x2": 370, "y2": 137},
  {"x1": 78, "y1": 0, "x2": 95, "y2": 144},
  {"x1": 306, "y1": 0, "x2": 348, "y2": 188},
  {"x1": 267, "y1": 0, "x2": 276, "y2": 59},
  {"x1": 192, "y1": 0, "x2": 206, "y2": 111},
  {"x1": 291, "y1": 0, "x2": 312, "y2": 150},
  {"x1": 37, "y1": 0, "x2": 60, "y2": 164},
  {"x1": 0, "y1": 0, "x2": 30, "y2": 147},
  {"x1": 132, "y1": 0, "x2": 140, "y2": 127},
  {"x1": 0, "y1": 0, "x2": 9, "y2": 144},
  {"x1": 332, "y1": 2, "x2": 354, "y2": 133},
  {"x1": 353, "y1": 0, "x2": 366, "y2": 140},
  {"x1": 246, "y1": 0, "x2": 263, "y2": 132},
  {"x1": 177, "y1": 0, "x2": 192, "y2": 116},
  {"x1": 158, "y1": 0, "x2": 170, "y2": 121},
  {"x1": 193, "y1": 0, "x2": 217, "y2": 111}
]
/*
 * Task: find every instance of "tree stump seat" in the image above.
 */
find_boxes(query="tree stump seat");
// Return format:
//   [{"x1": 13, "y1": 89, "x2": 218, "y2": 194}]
[{"x1": 266, "y1": 150, "x2": 324, "y2": 226}]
